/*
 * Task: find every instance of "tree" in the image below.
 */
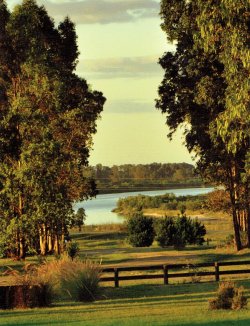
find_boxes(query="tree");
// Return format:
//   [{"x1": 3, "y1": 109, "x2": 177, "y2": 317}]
[
  {"x1": 195, "y1": 0, "x2": 250, "y2": 248},
  {"x1": 157, "y1": 0, "x2": 249, "y2": 250},
  {"x1": 127, "y1": 211, "x2": 155, "y2": 247},
  {"x1": 0, "y1": 0, "x2": 105, "y2": 258},
  {"x1": 72, "y1": 208, "x2": 86, "y2": 232},
  {"x1": 155, "y1": 214, "x2": 206, "y2": 249},
  {"x1": 155, "y1": 216, "x2": 176, "y2": 247}
]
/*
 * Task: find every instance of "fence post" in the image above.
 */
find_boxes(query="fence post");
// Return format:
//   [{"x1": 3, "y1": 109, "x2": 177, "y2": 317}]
[
  {"x1": 114, "y1": 268, "x2": 119, "y2": 288},
  {"x1": 215, "y1": 262, "x2": 220, "y2": 281},
  {"x1": 163, "y1": 265, "x2": 168, "y2": 285}
]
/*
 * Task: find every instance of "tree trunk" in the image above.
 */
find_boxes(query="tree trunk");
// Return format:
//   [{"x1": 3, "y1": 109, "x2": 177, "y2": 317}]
[
  {"x1": 229, "y1": 163, "x2": 242, "y2": 251},
  {"x1": 19, "y1": 237, "x2": 26, "y2": 260},
  {"x1": 39, "y1": 235, "x2": 46, "y2": 256},
  {"x1": 245, "y1": 185, "x2": 250, "y2": 248},
  {"x1": 48, "y1": 230, "x2": 53, "y2": 254},
  {"x1": 232, "y1": 209, "x2": 242, "y2": 250},
  {"x1": 53, "y1": 235, "x2": 60, "y2": 255}
]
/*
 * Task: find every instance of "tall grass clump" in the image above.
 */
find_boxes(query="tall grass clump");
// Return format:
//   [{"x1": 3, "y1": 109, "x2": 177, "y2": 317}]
[
  {"x1": 209, "y1": 281, "x2": 247, "y2": 310},
  {"x1": 51, "y1": 257, "x2": 102, "y2": 302}
]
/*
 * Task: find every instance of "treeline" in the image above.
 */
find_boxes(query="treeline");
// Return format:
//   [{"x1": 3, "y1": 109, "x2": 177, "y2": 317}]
[
  {"x1": 114, "y1": 193, "x2": 205, "y2": 217},
  {"x1": 90, "y1": 163, "x2": 203, "y2": 192},
  {"x1": 114, "y1": 190, "x2": 231, "y2": 217}
]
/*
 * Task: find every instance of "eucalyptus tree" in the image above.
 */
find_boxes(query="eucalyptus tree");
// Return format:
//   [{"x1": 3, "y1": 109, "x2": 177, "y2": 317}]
[
  {"x1": 0, "y1": 0, "x2": 105, "y2": 258},
  {"x1": 157, "y1": 0, "x2": 249, "y2": 250},
  {"x1": 196, "y1": 0, "x2": 250, "y2": 247}
]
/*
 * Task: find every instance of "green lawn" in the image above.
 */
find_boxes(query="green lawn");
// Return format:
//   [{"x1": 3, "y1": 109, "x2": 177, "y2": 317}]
[
  {"x1": 0, "y1": 282, "x2": 250, "y2": 325},
  {"x1": 1, "y1": 218, "x2": 250, "y2": 325}
]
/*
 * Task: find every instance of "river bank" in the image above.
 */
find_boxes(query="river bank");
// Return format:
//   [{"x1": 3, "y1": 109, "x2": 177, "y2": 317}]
[
  {"x1": 97, "y1": 183, "x2": 209, "y2": 194},
  {"x1": 75, "y1": 187, "x2": 215, "y2": 225}
]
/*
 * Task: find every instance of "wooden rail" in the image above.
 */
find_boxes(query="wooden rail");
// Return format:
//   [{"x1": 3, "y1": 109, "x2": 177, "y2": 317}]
[{"x1": 100, "y1": 260, "x2": 250, "y2": 287}]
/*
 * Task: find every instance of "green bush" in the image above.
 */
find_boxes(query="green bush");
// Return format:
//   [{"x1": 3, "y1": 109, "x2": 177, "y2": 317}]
[
  {"x1": 209, "y1": 282, "x2": 247, "y2": 310},
  {"x1": 127, "y1": 211, "x2": 155, "y2": 247},
  {"x1": 155, "y1": 217, "x2": 176, "y2": 247},
  {"x1": 155, "y1": 214, "x2": 206, "y2": 249},
  {"x1": 67, "y1": 241, "x2": 80, "y2": 260}
]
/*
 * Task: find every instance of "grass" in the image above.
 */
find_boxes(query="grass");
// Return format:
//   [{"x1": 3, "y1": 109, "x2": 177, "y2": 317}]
[
  {"x1": 1, "y1": 213, "x2": 250, "y2": 325},
  {"x1": 0, "y1": 281, "x2": 250, "y2": 325}
]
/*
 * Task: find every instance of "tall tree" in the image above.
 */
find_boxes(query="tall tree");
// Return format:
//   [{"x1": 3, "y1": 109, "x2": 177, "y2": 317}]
[
  {"x1": 157, "y1": 0, "x2": 249, "y2": 250},
  {"x1": 0, "y1": 0, "x2": 105, "y2": 258}
]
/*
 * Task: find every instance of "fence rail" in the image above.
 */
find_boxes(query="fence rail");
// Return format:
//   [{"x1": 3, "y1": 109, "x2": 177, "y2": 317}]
[{"x1": 100, "y1": 260, "x2": 250, "y2": 287}]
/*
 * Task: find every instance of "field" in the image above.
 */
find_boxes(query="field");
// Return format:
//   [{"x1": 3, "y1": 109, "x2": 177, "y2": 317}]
[
  {"x1": 1, "y1": 281, "x2": 250, "y2": 326},
  {"x1": 1, "y1": 213, "x2": 250, "y2": 325}
]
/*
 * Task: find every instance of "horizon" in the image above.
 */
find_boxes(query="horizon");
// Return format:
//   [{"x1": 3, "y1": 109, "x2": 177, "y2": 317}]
[{"x1": 89, "y1": 161, "x2": 195, "y2": 167}]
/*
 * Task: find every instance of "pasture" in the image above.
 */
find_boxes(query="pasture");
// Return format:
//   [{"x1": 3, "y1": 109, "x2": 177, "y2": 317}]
[{"x1": 1, "y1": 213, "x2": 250, "y2": 325}]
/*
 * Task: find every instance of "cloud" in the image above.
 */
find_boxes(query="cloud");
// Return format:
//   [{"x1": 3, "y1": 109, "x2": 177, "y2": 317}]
[
  {"x1": 106, "y1": 99, "x2": 156, "y2": 114},
  {"x1": 38, "y1": 0, "x2": 160, "y2": 24},
  {"x1": 77, "y1": 55, "x2": 162, "y2": 79}
]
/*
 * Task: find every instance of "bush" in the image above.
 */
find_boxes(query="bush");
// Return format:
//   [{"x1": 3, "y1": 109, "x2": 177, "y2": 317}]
[
  {"x1": 209, "y1": 282, "x2": 247, "y2": 310},
  {"x1": 155, "y1": 217, "x2": 176, "y2": 247},
  {"x1": 155, "y1": 214, "x2": 206, "y2": 249},
  {"x1": 67, "y1": 241, "x2": 80, "y2": 260},
  {"x1": 127, "y1": 211, "x2": 155, "y2": 247}
]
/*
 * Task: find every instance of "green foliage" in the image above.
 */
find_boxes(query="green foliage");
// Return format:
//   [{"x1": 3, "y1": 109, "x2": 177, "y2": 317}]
[
  {"x1": 155, "y1": 217, "x2": 176, "y2": 247},
  {"x1": 155, "y1": 214, "x2": 206, "y2": 249},
  {"x1": 115, "y1": 193, "x2": 205, "y2": 216},
  {"x1": 127, "y1": 211, "x2": 155, "y2": 247},
  {"x1": 71, "y1": 208, "x2": 86, "y2": 231},
  {"x1": 157, "y1": 0, "x2": 249, "y2": 250},
  {"x1": 0, "y1": 0, "x2": 105, "y2": 258},
  {"x1": 66, "y1": 241, "x2": 80, "y2": 261},
  {"x1": 209, "y1": 282, "x2": 247, "y2": 310},
  {"x1": 91, "y1": 162, "x2": 202, "y2": 191}
]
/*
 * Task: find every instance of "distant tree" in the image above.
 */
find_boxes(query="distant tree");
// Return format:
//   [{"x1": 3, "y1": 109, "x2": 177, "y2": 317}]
[
  {"x1": 72, "y1": 208, "x2": 86, "y2": 232},
  {"x1": 206, "y1": 190, "x2": 231, "y2": 214},
  {"x1": 67, "y1": 241, "x2": 80, "y2": 261},
  {"x1": 127, "y1": 211, "x2": 155, "y2": 247}
]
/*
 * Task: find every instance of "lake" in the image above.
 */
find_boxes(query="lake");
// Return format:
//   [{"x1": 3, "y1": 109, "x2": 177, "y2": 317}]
[{"x1": 74, "y1": 187, "x2": 214, "y2": 225}]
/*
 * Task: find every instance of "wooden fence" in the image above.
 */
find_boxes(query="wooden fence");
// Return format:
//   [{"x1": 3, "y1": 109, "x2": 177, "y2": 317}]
[{"x1": 100, "y1": 260, "x2": 250, "y2": 287}]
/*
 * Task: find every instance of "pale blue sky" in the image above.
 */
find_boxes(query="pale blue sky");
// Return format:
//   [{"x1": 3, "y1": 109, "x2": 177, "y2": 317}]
[{"x1": 7, "y1": 0, "x2": 193, "y2": 166}]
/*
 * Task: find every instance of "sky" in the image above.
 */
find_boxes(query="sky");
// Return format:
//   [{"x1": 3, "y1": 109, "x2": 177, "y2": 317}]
[{"x1": 7, "y1": 0, "x2": 193, "y2": 166}]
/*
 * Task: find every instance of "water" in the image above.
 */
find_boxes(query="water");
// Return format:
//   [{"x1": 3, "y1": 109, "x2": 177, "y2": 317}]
[{"x1": 74, "y1": 187, "x2": 214, "y2": 225}]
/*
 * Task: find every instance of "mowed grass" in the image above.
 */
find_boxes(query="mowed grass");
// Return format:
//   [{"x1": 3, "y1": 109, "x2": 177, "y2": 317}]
[
  {"x1": 1, "y1": 216, "x2": 250, "y2": 325},
  {"x1": 1, "y1": 282, "x2": 250, "y2": 325},
  {"x1": 70, "y1": 220, "x2": 250, "y2": 267}
]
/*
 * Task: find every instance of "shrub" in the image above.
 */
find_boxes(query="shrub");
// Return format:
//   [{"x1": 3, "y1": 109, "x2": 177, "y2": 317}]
[
  {"x1": 155, "y1": 214, "x2": 206, "y2": 249},
  {"x1": 209, "y1": 282, "x2": 247, "y2": 310},
  {"x1": 155, "y1": 217, "x2": 176, "y2": 247},
  {"x1": 127, "y1": 211, "x2": 155, "y2": 247},
  {"x1": 55, "y1": 258, "x2": 102, "y2": 301},
  {"x1": 67, "y1": 241, "x2": 80, "y2": 260}
]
